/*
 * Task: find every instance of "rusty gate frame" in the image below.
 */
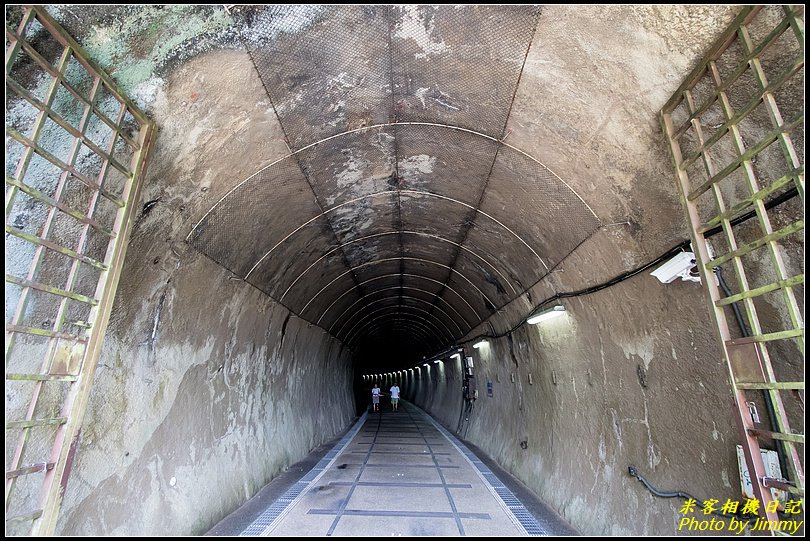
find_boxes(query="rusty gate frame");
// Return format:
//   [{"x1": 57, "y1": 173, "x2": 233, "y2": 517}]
[{"x1": 5, "y1": 6, "x2": 156, "y2": 534}]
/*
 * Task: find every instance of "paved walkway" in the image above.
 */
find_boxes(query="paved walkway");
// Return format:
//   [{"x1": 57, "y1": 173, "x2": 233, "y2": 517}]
[{"x1": 236, "y1": 402, "x2": 561, "y2": 536}]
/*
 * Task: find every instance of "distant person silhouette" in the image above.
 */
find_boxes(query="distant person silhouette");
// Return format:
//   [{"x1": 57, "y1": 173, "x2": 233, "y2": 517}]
[
  {"x1": 390, "y1": 382, "x2": 400, "y2": 411},
  {"x1": 371, "y1": 382, "x2": 381, "y2": 412}
]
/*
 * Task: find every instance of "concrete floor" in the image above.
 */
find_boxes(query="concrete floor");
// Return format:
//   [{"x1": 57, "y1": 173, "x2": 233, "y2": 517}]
[
  {"x1": 209, "y1": 402, "x2": 576, "y2": 536},
  {"x1": 24, "y1": 6, "x2": 789, "y2": 536}
]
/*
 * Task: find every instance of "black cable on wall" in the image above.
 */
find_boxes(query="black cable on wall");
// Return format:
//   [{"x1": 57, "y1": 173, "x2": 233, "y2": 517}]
[{"x1": 459, "y1": 185, "x2": 799, "y2": 346}]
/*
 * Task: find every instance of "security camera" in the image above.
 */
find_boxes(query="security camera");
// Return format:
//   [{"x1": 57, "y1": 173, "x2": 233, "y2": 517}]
[{"x1": 650, "y1": 251, "x2": 701, "y2": 284}]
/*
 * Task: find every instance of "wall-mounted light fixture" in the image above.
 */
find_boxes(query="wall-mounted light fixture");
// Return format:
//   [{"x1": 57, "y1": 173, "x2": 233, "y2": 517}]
[
  {"x1": 527, "y1": 304, "x2": 566, "y2": 324},
  {"x1": 422, "y1": 363, "x2": 430, "y2": 367},
  {"x1": 450, "y1": 353, "x2": 461, "y2": 361},
  {"x1": 473, "y1": 340, "x2": 489, "y2": 349},
  {"x1": 433, "y1": 359, "x2": 442, "y2": 364}
]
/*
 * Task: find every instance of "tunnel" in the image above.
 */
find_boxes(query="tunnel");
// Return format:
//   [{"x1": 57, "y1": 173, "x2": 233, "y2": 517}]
[{"x1": 4, "y1": 5, "x2": 806, "y2": 536}]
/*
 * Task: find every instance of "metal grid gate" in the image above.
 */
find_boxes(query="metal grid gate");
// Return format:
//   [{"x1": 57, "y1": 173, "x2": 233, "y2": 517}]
[
  {"x1": 661, "y1": 5, "x2": 804, "y2": 530},
  {"x1": 5, "y1": 7, "x2": 156, "y2": 535}
]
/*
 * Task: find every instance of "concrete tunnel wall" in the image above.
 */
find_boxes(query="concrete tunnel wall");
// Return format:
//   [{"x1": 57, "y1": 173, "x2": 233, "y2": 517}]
[
  {"x1": 402, "y1": 261, "x2": 737, "y2": 536},
  {"x1": 50, "y1": 48, "x2": 358, "y2": 536},
  {"x1": 5, "y1": 4, "x2": 801, "y2": 536},
  {"x1": 397, "y1": 5, "x2": 744, "y2": 535}
]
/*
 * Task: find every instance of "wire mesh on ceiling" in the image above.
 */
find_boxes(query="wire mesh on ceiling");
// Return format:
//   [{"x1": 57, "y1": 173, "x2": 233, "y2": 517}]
[{"x1": 187, "y1": 5, "x2": 601, "y2": 348}]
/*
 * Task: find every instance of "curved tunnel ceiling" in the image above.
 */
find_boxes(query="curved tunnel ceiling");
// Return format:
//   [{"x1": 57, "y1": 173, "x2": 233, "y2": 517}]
[{"x1": 185, "y1": 5, "x2": 602, "y2": 356}]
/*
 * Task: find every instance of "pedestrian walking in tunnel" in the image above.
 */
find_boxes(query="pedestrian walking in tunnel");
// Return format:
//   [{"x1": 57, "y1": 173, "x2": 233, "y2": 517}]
[
  {"x1": 7, "y1": 5, "x2": 803, "y2": 538},
  {"x1": 390, "y1": 382, "x2": 400, "y2": 411},
  {"x1": 371, "y1": 382, "x2": 381, "y2": 412}
]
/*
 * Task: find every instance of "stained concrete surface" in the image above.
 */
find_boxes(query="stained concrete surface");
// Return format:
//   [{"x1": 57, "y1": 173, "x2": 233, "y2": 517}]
[
  {"x1": 48, "y1": 46, "x2": 356, "y2": 538},
  {"x1": 221, "y1": 402, "x2": 575, "y2": 536},
  {"x1": 398, "y1": 5, "x2": 804, "y2": 535},
  {"x1": 206, "y1": 423, "x2": 359, "y2": 536},
  {"x1": 4, "y1": 4, "x2": 803, "y2": 537},
  {"x1": 404, "y1": 267, "x2": 742, "y2": 536}
]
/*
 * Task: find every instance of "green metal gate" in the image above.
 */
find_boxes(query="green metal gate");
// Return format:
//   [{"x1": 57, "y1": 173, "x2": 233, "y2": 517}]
[
  {"x1": 5, "y1": 6, "x2": 156, "y2": 534},
  {"x1": 661, "y1": 5, "x2": 804, "y2": 531}
]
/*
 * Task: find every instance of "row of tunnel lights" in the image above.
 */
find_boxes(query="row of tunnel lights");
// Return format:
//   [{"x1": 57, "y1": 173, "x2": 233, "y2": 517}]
[
  {"x1": 361, "y1": 352, "x2": 461, "y2": 383},
  {"x1": 361, "y1": 304, "x2": 566, "y2": 381}
]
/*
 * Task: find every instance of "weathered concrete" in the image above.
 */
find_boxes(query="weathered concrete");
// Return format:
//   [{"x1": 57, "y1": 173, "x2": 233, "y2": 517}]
[
  {"x1": 52, "y1": 47, "x2": 356, "y2": 536},
  {"x1": 57, "y1": 259, "x2": 355, "y2": 535},
  {"x1": 405, "y1": 242, "x2": 740, "y2": 535},
  {"x1": 402, "y1": 5, "x2": 801, "y2": 536},
  {"x1": 5, "y1": 4, "x2": 802, "y2": 537}
]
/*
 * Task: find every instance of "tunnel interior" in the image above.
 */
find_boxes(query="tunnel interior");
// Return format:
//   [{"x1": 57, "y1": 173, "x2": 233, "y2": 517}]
[
  {"x1": 183, "y1": 5, "x2": 601, "y2": 372},
  {"x1": 4, "y1": 4, "x2": 805, "y2": 536}
]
